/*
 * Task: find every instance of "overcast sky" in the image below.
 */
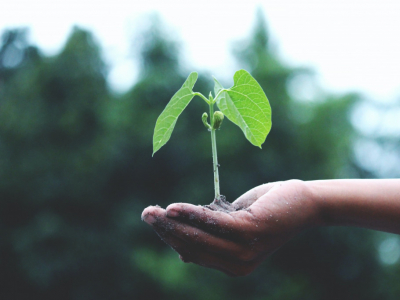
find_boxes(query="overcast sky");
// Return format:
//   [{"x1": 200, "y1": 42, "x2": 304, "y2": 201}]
[{"x1": 1, "y1": 0, "x2": 399, "y2": 102}]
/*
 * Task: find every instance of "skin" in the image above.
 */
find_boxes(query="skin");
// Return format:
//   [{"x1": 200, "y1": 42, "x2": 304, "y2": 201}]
[{"x1": 141, "y1": 179, "x2": 400, "y2": 277}]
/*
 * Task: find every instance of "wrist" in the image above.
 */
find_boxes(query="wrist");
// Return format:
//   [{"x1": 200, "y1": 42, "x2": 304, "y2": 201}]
[
  {"x1": 275, "y1": 180, "x2": 325, "y2": 230},
  {"x1": 302, "y1": 180, "x2": 330, "y2": 228}
]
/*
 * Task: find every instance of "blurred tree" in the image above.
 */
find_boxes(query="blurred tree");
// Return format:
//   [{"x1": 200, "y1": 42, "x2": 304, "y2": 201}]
[{"x1": 0, "y1": 27, "x2": 138, "y2": 299}]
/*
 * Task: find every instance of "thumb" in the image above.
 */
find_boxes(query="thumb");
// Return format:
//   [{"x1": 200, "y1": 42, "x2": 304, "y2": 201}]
[{"x1": 232, "y1": 182, "x2": 277, "y2": 210}]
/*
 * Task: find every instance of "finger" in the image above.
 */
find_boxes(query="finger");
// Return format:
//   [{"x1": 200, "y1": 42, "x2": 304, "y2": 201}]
[
  {"x1": 151, "y1": 210, "x2": 282, "y2": 273},
  {"x1": 152, "y1": 224, "x2": 195, "y2": 257},
  {"x1": 143, "y1": 205, "x2": 255, "y2": 259},
  {"x1": 151, "y1": 212, "x2": 251, "y2": 259},
  {"x1": 141, "y1": 205, "x2": 166, "y2": 225},
  {"x1": 159, "y1": 230, "x2": 258, "y2": 277},
  {"x1": 144, "y1": 206, "x2": 264, "y2": 276},
  {"x1": 165, "y1": 203, "x2": 253, "y2": 239},
  {"x1": 160, "y1": 233, "x2": 255, "y2": 277}
]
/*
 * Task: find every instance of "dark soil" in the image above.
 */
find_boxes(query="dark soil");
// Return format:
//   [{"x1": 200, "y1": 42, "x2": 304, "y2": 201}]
[{"x1": 204, "y1": 195, "x2": 238, "y2": 213}]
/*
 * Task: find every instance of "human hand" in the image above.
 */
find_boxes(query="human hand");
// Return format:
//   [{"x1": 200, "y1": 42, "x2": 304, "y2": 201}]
[{"x1": 141, "y1": 180, "x2": 320, "y2": 276}]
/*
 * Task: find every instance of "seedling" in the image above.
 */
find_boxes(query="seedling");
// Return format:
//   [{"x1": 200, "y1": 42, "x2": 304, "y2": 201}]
[{"x1": 153, "y1": 70, "x2": 272, "y2": 204}]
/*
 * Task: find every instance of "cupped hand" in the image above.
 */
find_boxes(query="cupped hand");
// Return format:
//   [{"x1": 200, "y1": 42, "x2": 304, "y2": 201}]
[{"x1": 141, "y1": 180, "x2": 319, "y2": 277}]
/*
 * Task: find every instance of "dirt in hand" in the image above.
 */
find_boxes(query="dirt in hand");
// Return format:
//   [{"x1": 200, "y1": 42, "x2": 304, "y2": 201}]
[{"x1": 204, "y1": 195, "x2": 240, "y2": 213}]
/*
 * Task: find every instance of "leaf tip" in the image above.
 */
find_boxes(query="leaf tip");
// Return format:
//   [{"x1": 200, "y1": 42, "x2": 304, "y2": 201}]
[{"x1": 152, "y1": 146, "x2": 159, "y2": 157}]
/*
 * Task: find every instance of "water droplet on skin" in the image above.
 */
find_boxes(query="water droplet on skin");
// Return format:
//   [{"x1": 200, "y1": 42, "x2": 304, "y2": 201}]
[
  {"x1": 276, "y1": 220, "x2": 278, "y2": 222},
  {"x1": 256, "y1": 225, "x2": 258, "y2": 227},
  {"x1": 270, "y1": 214, "x2": 272, "y2": 217}
]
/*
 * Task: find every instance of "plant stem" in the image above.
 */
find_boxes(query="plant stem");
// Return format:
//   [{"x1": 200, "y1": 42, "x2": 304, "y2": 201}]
[
  {"x1": 209, "y1": 101, "x2": 220, "y2": 200},
  {"x1": 193, "y1": 92, "x2": 210, "y2": 104},
  {"x1": 213, "y1": 88, "x2": 227, "y2": 103}
]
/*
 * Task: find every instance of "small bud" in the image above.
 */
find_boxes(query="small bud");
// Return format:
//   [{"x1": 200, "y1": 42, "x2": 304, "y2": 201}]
[
  {"x1": 202, "y1": 112, "x2": 211, "y2": 129},
  {"x1": 212, "y1": 111, "x2": 224, "y2": 130}
]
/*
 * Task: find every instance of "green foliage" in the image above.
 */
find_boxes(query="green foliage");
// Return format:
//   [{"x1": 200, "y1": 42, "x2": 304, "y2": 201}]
[
  {"x1": 212, "y1": 111, "x2": 224, "y2": 130},
  {"x1": 215, "y1": 70, "x2": 272, "y2": 148},
  {"x1": 153, "y1": 72, "x2": 198, "y2": 155},
  {"x1": 202, "y1": 112, "x2": 211, "y2": 130},
  {"x1": 152, "y1": 69, "x2": 271, "y2": 200},
  {"x1": 153, "y1": 69, "x2": 271, "y2": 156}
]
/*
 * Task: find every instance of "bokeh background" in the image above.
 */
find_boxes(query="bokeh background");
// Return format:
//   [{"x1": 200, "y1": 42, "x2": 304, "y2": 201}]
[{"x1": 1, "y1": 1, "x2": 400, "y2": 299}]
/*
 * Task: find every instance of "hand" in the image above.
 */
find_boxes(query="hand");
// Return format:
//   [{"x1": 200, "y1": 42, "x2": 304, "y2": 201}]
[{"x1": 141, "y1": 180, "x2": 319, "y2": 277}]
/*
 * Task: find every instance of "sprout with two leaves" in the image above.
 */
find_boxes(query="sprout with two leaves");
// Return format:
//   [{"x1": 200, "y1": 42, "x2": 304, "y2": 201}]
[{"x1": 152, "y1": 70, "x2": 272, "y2": 210}]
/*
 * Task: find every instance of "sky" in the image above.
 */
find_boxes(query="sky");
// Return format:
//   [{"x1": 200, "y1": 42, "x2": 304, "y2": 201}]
[{"x1": 1, "y1": 0, "x2": 400, "y2": 102}]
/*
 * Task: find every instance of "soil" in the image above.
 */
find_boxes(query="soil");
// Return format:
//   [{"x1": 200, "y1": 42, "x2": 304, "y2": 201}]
[{"x1": 204, "y1": 195, "x2": 239, "y2": 213}]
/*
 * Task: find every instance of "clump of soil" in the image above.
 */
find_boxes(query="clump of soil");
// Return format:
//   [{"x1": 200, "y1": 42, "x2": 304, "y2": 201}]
[{"x1": 204, "y1": 195, "x2": 238, "y2": 213}]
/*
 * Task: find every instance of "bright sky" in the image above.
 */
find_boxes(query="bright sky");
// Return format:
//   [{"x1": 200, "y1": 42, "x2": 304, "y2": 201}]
[{"x1": 1, "y1": 0, "x2": 400, "y2": 102}]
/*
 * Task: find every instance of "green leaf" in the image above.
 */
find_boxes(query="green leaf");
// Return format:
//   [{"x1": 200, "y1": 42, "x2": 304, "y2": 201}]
[
  {"x1": 213, "y1": 77, "x2": 239, "y2": 125},
  {"x1": 152, "y1": 72, "x2": 198, "y2": 156},
  {"x1": 214, "y1": 70, "x2": 271, "y2": 148}
]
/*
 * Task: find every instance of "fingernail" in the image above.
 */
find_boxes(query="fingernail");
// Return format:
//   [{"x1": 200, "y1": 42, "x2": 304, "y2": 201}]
[
  {"x1": 143, "y1": 214, "x2": 156, "y2": 225},
  {"x1": 167, "y1": 209, "x2": 179, "y2": 218}
]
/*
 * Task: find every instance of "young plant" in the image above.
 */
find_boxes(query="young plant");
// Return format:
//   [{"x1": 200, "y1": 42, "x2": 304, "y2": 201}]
[{"x1": 152, "y1": 70, "x2": 272, "y2": 203}]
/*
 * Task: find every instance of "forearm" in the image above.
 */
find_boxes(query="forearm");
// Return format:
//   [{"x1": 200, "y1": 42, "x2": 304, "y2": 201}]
[{"x1": 306, "y1": 179, "x2": 400, "y2": 234}]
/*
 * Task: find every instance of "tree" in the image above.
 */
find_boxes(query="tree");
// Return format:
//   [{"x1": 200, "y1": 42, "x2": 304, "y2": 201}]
[{"x1": 0, "y1": 27, "x2": 134, "y2": 299}]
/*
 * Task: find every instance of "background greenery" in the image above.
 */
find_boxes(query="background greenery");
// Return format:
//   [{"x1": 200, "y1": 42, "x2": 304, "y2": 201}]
[{"x1": 0, "y1": 12, "x2": 399, "y2": 300}]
